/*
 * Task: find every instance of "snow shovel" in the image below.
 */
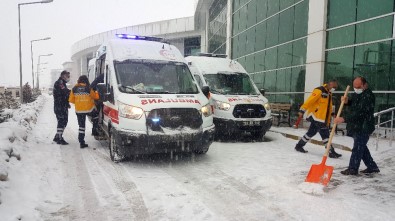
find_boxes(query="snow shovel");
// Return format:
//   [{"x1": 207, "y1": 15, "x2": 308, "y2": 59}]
[{"x1": 305, "y1": 85, "x2": 350, "y2": 186}]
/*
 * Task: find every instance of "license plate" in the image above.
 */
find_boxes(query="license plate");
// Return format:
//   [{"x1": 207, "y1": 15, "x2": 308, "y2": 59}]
[{"x1": 242, "y1": 121, "x2": 260, "y2": 126}]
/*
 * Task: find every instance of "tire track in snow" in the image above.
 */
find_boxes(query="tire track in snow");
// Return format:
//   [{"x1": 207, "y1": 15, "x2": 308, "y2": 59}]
[
  {"x1": 88, "y1": 144, "x2": 151, "y2": 221},
  {"x1": 163, "y1": 162, "x2": 293, "y2": 221},
  {"x1": 59, "y1": 127, "x2": 108, "y2": 221},
  {"x1": 81, "y1": 147, "x2": 136, "y2": 220}
]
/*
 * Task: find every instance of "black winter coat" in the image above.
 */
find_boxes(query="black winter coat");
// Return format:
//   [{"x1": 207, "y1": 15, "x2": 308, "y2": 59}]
[
  {"x1": 53, "y1": 77, "x2": 70, "y2": 113},
  {"x1": 344, "y1": 88, "x2": 375, "y2": 136}
]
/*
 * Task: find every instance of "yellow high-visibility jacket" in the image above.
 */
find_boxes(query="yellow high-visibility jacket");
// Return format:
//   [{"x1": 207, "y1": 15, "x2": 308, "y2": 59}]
[
  {"x1": 300, "y1": 84, "x2": 333, "y2": 125},
  {"x1": 69, "y1": 83, "x2": 99, "y2": 113}
]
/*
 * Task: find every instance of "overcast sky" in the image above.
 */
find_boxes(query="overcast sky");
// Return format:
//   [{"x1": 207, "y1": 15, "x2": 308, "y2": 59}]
[{"x1": 0, "y1": 0, "x2": 198, "y2": 87}]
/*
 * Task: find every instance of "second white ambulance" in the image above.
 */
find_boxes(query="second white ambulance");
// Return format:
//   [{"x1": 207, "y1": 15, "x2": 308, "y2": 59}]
[{"x1": 186, "y1": 54, "x2": 272, "y2": 140}]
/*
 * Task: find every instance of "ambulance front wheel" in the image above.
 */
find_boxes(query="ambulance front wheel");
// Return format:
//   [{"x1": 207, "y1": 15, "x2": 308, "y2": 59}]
[
  {"x1": 251, "y1": 131, "x2": 265, "y2": 142},
  {"x1": 109, "y1": 128, "x2": 125, "y2": 163}
]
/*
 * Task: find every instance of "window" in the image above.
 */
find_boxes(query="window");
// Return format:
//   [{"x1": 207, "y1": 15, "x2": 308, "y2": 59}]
[
  {"x1": 204, "y1": 73, "x2": 259, "y2": 95},
  {"x1": 265, "y1": 47, "x2": 278, "y2": 70},
  {"x1": 194, "y1": 75, "x2": 203, "y2": 88},
  {"x1": 266, "y1": 14, "x2": 279, "y2": 47},
  {"x1": 355, "y1": 16, "x2": 393, "y2": 44},
  {"x1": 327, "y1": 26, "x2": 355, "y2": 49},
  {"x1": 325, "y1": 47, "x2": 354, "y2": 90},
  {"x1": 255, "y1": 22, "x2": 267, "y2": 51},
  {"x1": 292, "y1": 38, "x2": 307, "y2": 66},
  {"x1": 327, "y1": 0, "x2": 357, "y2": 28},
  {"x1": 267, "y1": 0, "x2": 279, "y2": 17},
  {"x1": 256, "y1": 0, "x2": 268, "y2": 22},
  {"x1": 294, "y1": 0, "x2": 309, "y2": 39},
  {"x1": 357, "y1": 0, "x2": 394, "y2": 21},
  {"x1": 279, "y1": 6, "x2": 294, "y2": 44},
  {"x1": 114, "y1": 60, "x2": 199, "y2": 94},
  {"x1": 277, "y1": 43, "x2": 293, "y2": 68}
]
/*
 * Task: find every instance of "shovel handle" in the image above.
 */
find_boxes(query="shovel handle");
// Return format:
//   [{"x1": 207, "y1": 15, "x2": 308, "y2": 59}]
[{"x1": 323, "y1": 85, "x2": 350, "y2": 157}]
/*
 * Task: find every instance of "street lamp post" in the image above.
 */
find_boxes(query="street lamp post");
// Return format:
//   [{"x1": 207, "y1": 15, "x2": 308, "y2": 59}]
[
  {"x1": 18, "y1": 0, "x2": 53, "y2": 103},
  {"x1": 36, "y1": 54, "x2": 53, "y2": 89},
  {"x1": 31, "y1": 37, "x2": 51, "y2": 89}
]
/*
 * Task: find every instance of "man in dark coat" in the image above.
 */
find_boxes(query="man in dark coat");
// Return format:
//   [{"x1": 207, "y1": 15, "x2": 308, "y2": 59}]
[
  {"x1": 53, "y1": 70, "x2": 71, "y2": 145},
  {"x1": 334, "y1": 76, "x2": 379, "y2": 175}
]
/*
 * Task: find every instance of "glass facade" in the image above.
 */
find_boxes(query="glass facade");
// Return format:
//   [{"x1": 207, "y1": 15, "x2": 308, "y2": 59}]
[
  {"x1": 326, "y1": 0, "x2": 395, "y2": 110},
  {"x1": 208, "y1": 0, "x2": 228, "y2": 54},
  {"x1": 231, "y1": 0, "x2": 309, "y2": 105}
]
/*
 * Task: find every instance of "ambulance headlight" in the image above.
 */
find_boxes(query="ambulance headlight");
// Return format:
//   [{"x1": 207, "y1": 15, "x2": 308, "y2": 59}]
[
  {"x1": 118, "y1": 102, "x2": 144, "y2": 120},
  {"x1": 215, "y1": 100, "x2": 231, "y2": 111},
  {"x1": 264, "y1": 103, "x2": 271, "y2": 111},
  {"x1": 201, "y1": 104, "x2": 213, "y2": 117}
]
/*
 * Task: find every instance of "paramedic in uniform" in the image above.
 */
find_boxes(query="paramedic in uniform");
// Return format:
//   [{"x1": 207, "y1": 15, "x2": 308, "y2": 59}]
[
  {"x1": 53, "y1": 70, "x2": 71, "y2": 145},
  {"x1": 69, "y1": 75, "x2": 100, "y2": 148},
  {"x1": 294, "y1": 79, "x2": 342, "y2": 158}
]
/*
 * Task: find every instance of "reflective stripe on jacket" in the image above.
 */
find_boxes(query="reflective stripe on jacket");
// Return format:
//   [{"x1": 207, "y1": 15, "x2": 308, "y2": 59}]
[
  {"x1": 69, "y1": 83, "x2": 99, "y2": 113},
  {"x1": 300, "y1": 84, "x2": 333, "y2": 126}
]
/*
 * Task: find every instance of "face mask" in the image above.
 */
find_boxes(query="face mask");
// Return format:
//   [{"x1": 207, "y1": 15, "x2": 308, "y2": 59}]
[
  {"x1": 330, "y1": 88, "x2": 336, "y2": 93},
  {"x1": 65, "y1": 77, "x2": 70, "y2": 83},
  {"x1": 354, "y1": 88, "x2": 363, "y2": 94}
]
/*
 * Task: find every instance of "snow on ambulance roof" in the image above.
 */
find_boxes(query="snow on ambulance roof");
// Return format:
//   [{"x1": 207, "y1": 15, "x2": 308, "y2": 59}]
[
  {"x1": 107, "y1": 38, "x2": 185, "y2": 63},
  {"x1": 186, "y1": 56, "x2": 247, "y2": 75}
]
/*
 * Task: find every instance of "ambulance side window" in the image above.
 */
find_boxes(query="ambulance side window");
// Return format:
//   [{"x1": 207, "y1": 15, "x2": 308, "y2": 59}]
[
  {"x1": 106, "y1": 65, "x2": 115, "y2": 104},
  {"x1": 194, "y1": 75, "x2": 203, "y2": 89}
]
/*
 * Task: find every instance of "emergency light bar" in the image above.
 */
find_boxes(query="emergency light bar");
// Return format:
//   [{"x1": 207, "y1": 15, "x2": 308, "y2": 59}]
[
  {"x1": 115, "y1": 34, "x2": 164, "y2": 42},
  {"x1": 197, "y1": 53, "x2": 228, "y2": 58}
]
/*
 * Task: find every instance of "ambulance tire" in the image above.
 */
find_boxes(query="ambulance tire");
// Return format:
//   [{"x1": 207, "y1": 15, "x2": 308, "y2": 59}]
[
  {"x1": 109, "y1": 129, "x2": 125, "y2": 163},
  {"x1": 194, "y1": 146, "x2": 209, "y2": 154},
  {"x1": 251, "y1": 131, "x2": 265, "y2": 142}
]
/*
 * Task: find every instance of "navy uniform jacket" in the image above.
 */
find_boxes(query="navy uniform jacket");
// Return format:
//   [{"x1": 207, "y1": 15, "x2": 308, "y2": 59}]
[{"x1": 53, "y1": 77, "x2": 70, "y2": 114}]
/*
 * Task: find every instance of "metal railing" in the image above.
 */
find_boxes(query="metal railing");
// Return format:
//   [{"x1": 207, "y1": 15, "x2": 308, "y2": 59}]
[{"x1": 374, "y1": 107, "x2": 395, "y2": 150}]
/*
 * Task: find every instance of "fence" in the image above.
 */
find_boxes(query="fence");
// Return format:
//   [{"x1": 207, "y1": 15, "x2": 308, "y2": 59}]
[{"x1": 374, "y1": 107, "x2": 395, "y2": 150}]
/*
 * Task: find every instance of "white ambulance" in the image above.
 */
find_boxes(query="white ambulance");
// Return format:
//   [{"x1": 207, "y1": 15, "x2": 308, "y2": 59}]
[
  {"x1": 186, "y1": 54, "x2": 272, "y2": 140},
  {"x1": 94, "y1": 34, "x2": 215, "y2": 162}
]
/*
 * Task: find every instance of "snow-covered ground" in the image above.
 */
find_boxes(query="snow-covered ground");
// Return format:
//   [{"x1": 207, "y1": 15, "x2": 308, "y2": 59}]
[{"x1": 0, "y1": 95, "x2": 394, "y2": 221}]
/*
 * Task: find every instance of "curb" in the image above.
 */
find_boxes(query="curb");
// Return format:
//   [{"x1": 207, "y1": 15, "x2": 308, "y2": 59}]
[{"x1": 270, "y1": 130, "x2": 352, "y2": 152}]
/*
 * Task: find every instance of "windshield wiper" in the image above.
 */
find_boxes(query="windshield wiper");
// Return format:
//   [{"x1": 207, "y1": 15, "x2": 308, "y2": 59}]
[
  {"x1": 210, "y1": 89, "x2": 224, "y2": 95},
  {"x1": 119, "y1": 85, "x2": 146, "y2": 94}
]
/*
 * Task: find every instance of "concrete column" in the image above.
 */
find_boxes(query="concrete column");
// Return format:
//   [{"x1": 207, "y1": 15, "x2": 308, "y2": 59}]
[
  {"x1": 226, "y1": 0, "x2": 233, "y2": 58},
  {"x1": 205, "y1": 10, "x2": 210, "y2": 53},
  {"x1": 80, "y1": 56, "x2": 88, "y2": 76},
  {"x1": 305, "y1": 0, "x2": 328, "y2": 100}
]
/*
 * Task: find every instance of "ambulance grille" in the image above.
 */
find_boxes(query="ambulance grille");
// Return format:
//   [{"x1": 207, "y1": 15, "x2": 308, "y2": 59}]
[
  {"x1": 233, "y1": 104, "x2": 266, "y2": 118},
  {"x1": 147, "y1": 108, "x2": 202, "y2": 130}
]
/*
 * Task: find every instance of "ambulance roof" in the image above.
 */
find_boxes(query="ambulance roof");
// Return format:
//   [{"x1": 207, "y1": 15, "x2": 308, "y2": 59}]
[
  {"x1": 107, "y1": 39, "x2": 186, "y2": 63},
  {"x1": 186, "y1": 56, "x2": 247, "y2": 75}
]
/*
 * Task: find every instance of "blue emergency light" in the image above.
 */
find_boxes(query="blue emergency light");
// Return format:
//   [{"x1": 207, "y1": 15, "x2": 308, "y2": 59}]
[
  {"x1": 115, "y1": 34, "x2": 163, "y2": 42},
  {"x1": 152, "y1": 118, "x2": 160, "y2": 123}
]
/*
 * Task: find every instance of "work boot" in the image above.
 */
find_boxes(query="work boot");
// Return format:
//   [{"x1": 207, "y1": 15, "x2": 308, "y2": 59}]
[
  {"x1": 360, "y1": 168, "x2": 380, "y2": 174},
  {"x1": 57, "y1": 139, "x2": 69, "y2": 145},
  {"x1": 341, "y1": 168, "x2": 358, "y2": 175},
  {"x1": 328, "y1": 147, "x2": 342, "y2": 158},
  {"x1": 53, "y1": 135, "x2": 59, "y2": 142},
  {"x1": 295, "y1": 144, "x2": 308, "y2": 153},
  {"x1": 80, "y1": 143, "x2": 88, "y2": 148}
]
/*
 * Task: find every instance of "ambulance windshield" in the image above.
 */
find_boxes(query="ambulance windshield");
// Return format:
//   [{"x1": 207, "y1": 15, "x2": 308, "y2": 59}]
[
  {"x1": 204, "y1": 72, "x2": 259, "y2": 95},
  {"x1": 114, "y1": 60, "x2": 199, "y2": 94}
]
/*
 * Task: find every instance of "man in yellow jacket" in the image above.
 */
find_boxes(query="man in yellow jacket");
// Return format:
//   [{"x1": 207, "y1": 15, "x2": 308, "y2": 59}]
[
  {"x1": 69, "y1": 75, "x2": 99, "y2": 148},
  {"x1": 294, "y1": 79, "x2": 342, "y2": 158}
]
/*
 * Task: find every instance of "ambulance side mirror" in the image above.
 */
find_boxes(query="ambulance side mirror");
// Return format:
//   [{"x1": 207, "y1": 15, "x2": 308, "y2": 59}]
[
  {"x1": 97, "y1": 83, "x2": 109, "y2": 102},
  {"x1": 202, "y1": 86, "x2": 210, "y2": 98},
  {"x1": 259, "y1": 89, "x2": 266, "y2": 96}
]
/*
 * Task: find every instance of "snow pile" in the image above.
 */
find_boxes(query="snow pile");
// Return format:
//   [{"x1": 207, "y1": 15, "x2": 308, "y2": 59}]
[
  {"x1": 0, "y1": 95, "x2": 46, "y2": 203},
  {"x1": 298, "y1": 182, "x2": 325, "y2": 196}
]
